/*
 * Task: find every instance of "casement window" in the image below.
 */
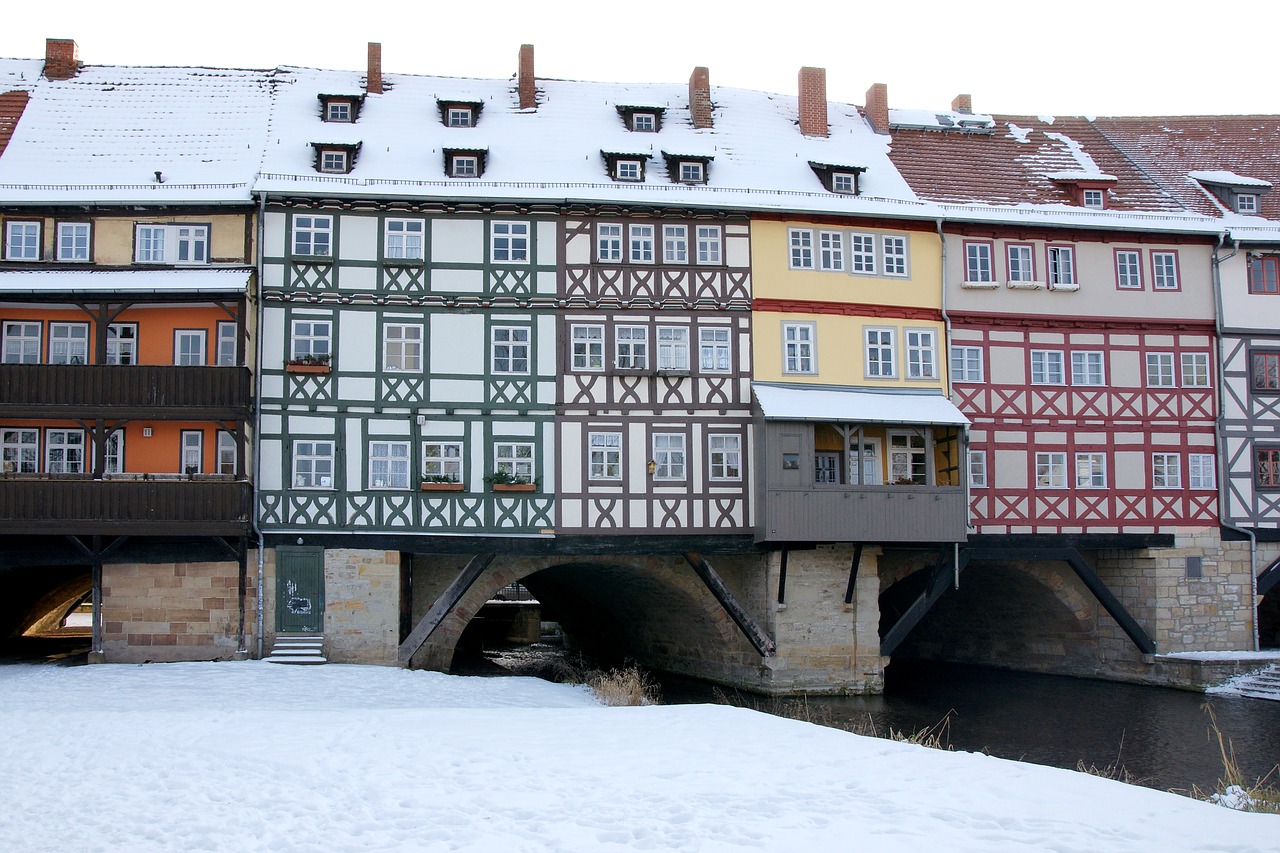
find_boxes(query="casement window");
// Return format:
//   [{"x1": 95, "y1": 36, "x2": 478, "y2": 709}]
[
  {"x1": 491, "y1": 326, "x2": 530, "y2": 374},
  {"x1": 890, "y1": 433, "x2": 928, "y2": 484},
  {"x1": 699, "y1": 327, "x2": 731, "y2": 372},
  {"x1": 850, "y1": 234, "x2": 876, "y2": 274},
  {"x1": 788, "y1": 229, "x2": 814, "y2": 269},
  {"x1": 882, "y1": 236, "x2": 908, "y2": 276},
  {"x1": 614, "y1": 160, "x2": 642, "y2": 181},
  {"x1": 49, "y1": 323, "x2": 88, "y2": 364},
  {"x1": 422, "y1": 442, "x2": 463, "y2": 483},
  {"x1": 383, "y1": 324, "x2": 422, "y2": 372},
  {"x1": 678, "y1": 161, "x2": 705, "y2": 183},
  {"x1": 1249, "y1": 256, "x2": 1280, "y2": 294},
  {"x1": 1151, "y1": 251, "x2": 1180, "y2": 291},
  {"x1": 216, "y1": 322, "x2": 237, "y2": 366},
  {"x1": 324, "y1": 101, "x2": 352, "y2": 122},
  {"x1": 832, "y1": 173, "x2": 856, "y2": 194},
  {"x1": 571, "y1": 325, "x2": 605, "y2": 371},
  {"x1": 447, "y1": 107, "x2": 474, "y2": 127},
  {"x1": 1, "y1": 428, "x2": 39, "y2": 474},
  {"x1": 663, "y1": 225, "x2": 688, "y2": 263},
  {"x1": 5, "y1": 221, "x2": 40, "y2": 260},
  {"x1": 174, "y1": 330, "x2": 206, "y2": 366},
  {"x1": 657, "y1": 326, "x2": 690, "y2": 371},
  {"x1": 950, "y1": 346, "x2": 984, "y2": 383},
  {"x1": 98, "y1": 429, "x2": 124, "y2": 475},
  {"x1": 906, "y1": 329, "x2": 937, "y2": 380},
  {"x1": 695, "y1": 226, "x2": 722, "y2": 265},
  {"x1": 1181, "y1": 352, "x2": 1210, "y2": 388},
  {"x1": 615, "y1": 326, "x2": 648, "y2": 370},
  {"x1": 1006, "y1": 244, "x2": 1036, "y2": 283},
  {"x1": 494, "y1": 442, "x2": 534, "y2": 481},
  {"x1": 292, "y1": 215, "x2": 332, "y2": 257},
  {"x1": 1035, "y1": 451, "x2": 1067, "y2": 489},
  {"x1": 1116, "y1": 250, "x2": 1142, "y2": 289},
  {"x1": 597, "y1": 224, "x2": 623, "y2": 262},
  {"x1": 217, "y1": 431, "x2": 236, "y2": 476},
  {"x1": 291, "y1": 319, "x2": 331, "y2": 362},
  {"x1": 1257, "y1": 448, "x2": 1280, "y2": 488},
  {"x1": 865, "y1": 328, "x2": 895, "y2": 377},
  {"x1": 708, "y1": 434, "x2": 741, "y2": 480},
  {"x1": 652, "y1": 433, "x2": 686, "y2": 480},
  {"x1": 368, "y1": 441, "x2": 411, "y2": 489},
  {"x1": 1047, "y1": 245, "x2": 1076, "y2": 287},
  {"x1": 136, "y1": 224, "x2": 209, "y2": 264},
  {"x1": 385, "y1": 219, "x2": 425, "y2": 260},
  {"x1": 1082, "y1": 189, "x2": 1106, "y2": 209},
  {"x1": 292, "y1": 441, "x2": 335, "y2": 489},
  {"x1": 46, "y1": 429, "x2": 85, "y2": 474},
  {"x1": 964, "y1": 241, "x2": 994, "y2": 284},
  {"x1": 2, "y1": 321, "x2": 40, "y2": 364},
  {"x1": 1075, "y1": 453, "x2": 1107, "y2": 488},
  {"x1": 491, "y1": 222, "x2": 529, "y2": 263},
  {"x1": 968, "y1": 450, "x2": 987, "y2": 488},
  {"x1": 1145, "y1": 352, "x2": 1176, "y2": 387},
  {"x1": 1070, "y1": 351, "x2": 1105, "y2": 386},
  {"x1": 106, "y1": 323, "x2": 137, "y2": 365},
  {"x1": 1189, "y1": 453, "x2": 1216, "y2": 490},
  {"x1": 630, "y1": 112, "x2": 656, "y2": 132},
  {"x1": 319, "y1": 150, "x2": 349, "y2": 173},
  {"x1": 1237, "y1": 194, "x2": 1259, "y2": 214},
  {"x1": 1030, "y1": 350, "x2": 1065, "y2": 385},
  {"x1": 814, "y1": 452, "x2": 840, "y2": 484},
  {"x1": 181, "y1": 430, "x2": 203, "y2": 474},
  {"x1": 57, "y1": 223, "x2": 91, "y2": 262},
  {"x1": 1153, "y1": 453, "x2": 1182, "y2": 488},
  {"x1": 819, "y1": 231, "x2": 844, "y2": 271},
  {"x1": 630, "y1": 224, "x2": 655, "y2": 263},
  {"x1": 783, "y1": 323, "x2": 816, "y2": 374},
  {"x1": 588, "y1": 432, "x2": 623, "y2": 480},
  {"x1": 449, "y1": 155, "x2": 478, "y2": 177},
  {"x1": 1253, "y1": 352, "x2": 1280, "y2": 391}
]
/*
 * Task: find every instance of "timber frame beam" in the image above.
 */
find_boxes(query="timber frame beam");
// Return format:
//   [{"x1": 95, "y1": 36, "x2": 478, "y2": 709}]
[
  {"x1": 397, "y1": 552, "x2": 496, "y2": 666},
  {"x1": 684, "y1": 551, "x2": 776, "y2": 657}
]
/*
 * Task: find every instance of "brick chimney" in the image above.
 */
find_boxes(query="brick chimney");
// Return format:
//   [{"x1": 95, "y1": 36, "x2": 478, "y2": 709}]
[
  {"x1": 366, "y1": 42, "x2": 383, "y2": 95},
  {"x1": 689, "y1": 66, "x2": 712, "y2": 129},
  {"x1": 518, "y1": 44, "x2": 537, "y2": 110},
  {"x1": 864, "y1": 83, "x2": 889, "y2": 134},
  {"x1": 952, "y1": 93, "x2": 973, "y2": 115},
  {"x1": 44, "y1": 39, "x2": 79, "y2": 80},
  {"x1": 798, "y1": 66, "x2": 828, "y2": 137}
]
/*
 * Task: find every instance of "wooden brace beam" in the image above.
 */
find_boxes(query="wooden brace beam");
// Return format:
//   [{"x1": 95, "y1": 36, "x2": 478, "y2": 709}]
[
  {"x1": 684, "y1": 551, "x2": 776, "y2": 657},
  {"x1": 396, "y1": 553, "x2": 496, "y2": 665}
]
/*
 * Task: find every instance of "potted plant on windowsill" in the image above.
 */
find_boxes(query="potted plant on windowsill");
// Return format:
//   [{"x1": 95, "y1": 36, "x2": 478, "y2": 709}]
[
  {"x1": 285, "y1": 353, "x2": 332, "y2": 374},
  {"x1": 485, "y1": 470, "x2": 537, "y2": 492},
  {"x1": 420, "y1": 475, "x2": 464, "y2": 492}
]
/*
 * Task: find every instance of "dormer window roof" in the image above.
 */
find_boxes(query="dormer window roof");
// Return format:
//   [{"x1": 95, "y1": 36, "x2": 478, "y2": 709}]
[
  {"x1": 311, "y1": 142, "x2": 361, "y2": 174},
  {"x1": 444, "y1": 147, "x2": 488, "y2": 178},
  {"x1": 661, "y1": 151, "x2": 712, "y2": 184},
  {"x1": 318, "y1": 94, "x2": 364, "y2": 123},
  {"x1": 437, "y1": 99, "x2": 484, "y2": 128},
  {"x1": 616, "y1": 105, "x2": 666, "y2": 133},
  {"x1": 1047, "y1": 171, "x2": 1119, "y2": 209},
  {"x1": 601, "y1": 151, "x2": 651, "y2": 183},
  {"x1": 1189, "y1": 170, "x2": 1272, "y2": 214},
  {"x1": 809, "y1": 162, "x2": 867, "y2": 196}
]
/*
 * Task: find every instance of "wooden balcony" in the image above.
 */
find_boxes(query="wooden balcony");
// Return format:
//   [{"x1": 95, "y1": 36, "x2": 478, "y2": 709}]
[
  {"x1": 0, "y1": 476, "x2": 253, "y2": 535},
  {"x1": 0, "y1": 364, "x2": 251, "y2": 420},
  {"x1": 757, "y1": 486, "x2": 969, "y2": 543}
]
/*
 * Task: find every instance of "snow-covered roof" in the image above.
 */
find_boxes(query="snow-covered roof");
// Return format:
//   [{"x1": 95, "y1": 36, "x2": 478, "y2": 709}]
[
  {"x1": 1045, "y1": 170, "x2": 1118, "y2": 183},
  {"x1": 0, "y1": 268, "x2": 252, "y2": 295},
  {"x1": 1188, "y1": 170, "x2": 1272, "y2": 189},
  {"x1": 889, "y1": 107, "x2": 996, "y2": 131},
  {"x1": 753, "y1": 383, "x2": 970, "y2": 427}
]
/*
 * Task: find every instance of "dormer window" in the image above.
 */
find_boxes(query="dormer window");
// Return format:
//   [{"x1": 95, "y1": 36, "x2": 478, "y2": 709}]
[
  {"x1": 444, "y1": 148, "x2": 487, "y2": 178},
  {"x1": 1189, "y1": 171, "x2": 1272, "y2": 216},
  {"x1": 321, "y1": 150, "x2": 348, "y2": 173},
  {"x1": 1082, "y1": 189, "x2": 1105, "y2": 209},
  {"x1": 1237, "y1": 194, "x2": 1260, "y2": 214},
  {"x1": 808, "y1": 162, "x2": 866, "y2": 196},
  {"x1": 616, "y1": 105, "x2": 666, "y2": 133},
  {"x1": 833, "y1": 174, "x2": 856, "y2": 194},
  {"x1": 318, "y1": 94, "x2": 363, "y2": 123},
  {"x1": 660, "y1": 152, "x2": 712, "y2": 185},
  {"x1": 1047, "y1": 172, "x2": 1117, "y2": 209},
  {"x1": 437, "y1": 99, "x2": 484, "y2": 128},
  {"x1": 632, "y1": 113, "x2": 656, "y2": 132},
  {"x1": 326, "y1": 102, "x2": 351, "y2": 123},
  {"x1": 617, "y1": 161, "x2": 641, "y2": 181},
  {"x1": 602, "y1": 152, "x2": 651, "y2": 183},
  {"x1": 448, "y1": 108, "x2": 473, "y2": 127},
  {"x1": 679, "y1": 162, "x2": 703, "y2": 183},
  {"x1": 311, "y1": 142, "x2": 360, "y2": 175}
]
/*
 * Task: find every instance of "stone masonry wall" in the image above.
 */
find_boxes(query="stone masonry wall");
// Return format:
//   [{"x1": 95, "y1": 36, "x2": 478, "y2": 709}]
[{"x1": 322, "y1": 549, "x2": 401, "y2": 665}]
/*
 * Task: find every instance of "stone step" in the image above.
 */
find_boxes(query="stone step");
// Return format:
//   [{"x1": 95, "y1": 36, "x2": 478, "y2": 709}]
[
  {"x1": 1223, "y1": 664, "x2": 1280, "y2": 701},
  {"x1": 265, "y1": 635, "x2": 327, "y2": 665}
]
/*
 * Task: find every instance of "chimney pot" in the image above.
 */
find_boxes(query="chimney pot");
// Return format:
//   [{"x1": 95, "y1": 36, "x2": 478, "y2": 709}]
[
  {"x1": 44, "y1": 38, "x2": 79, "y2": 80},
  {"x1": 798, "y1": 66, "x2": 828, "y2": 137},
  {"x1": 952, "y1": 94, "x2": 973, "y2": 115},
  {"x1": 864, "y1": 83, "x2": 889, "y2": 134},
  {"x1": 689, "y1": 66, "x2": 713, "y2": 129},
  {"x1": 366, "y1": 42, "x2": 383, "y2": 95},
  {"x1": 518, "y1": 44, "x2": 537, "y2": 110}
]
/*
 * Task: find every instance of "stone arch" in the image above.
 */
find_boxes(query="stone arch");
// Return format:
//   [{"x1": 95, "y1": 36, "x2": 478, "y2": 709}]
[
  {"x1": 1259, "y1": 588, "x2": 1280, "y2": 650},
  {"x1": 0, "y1": 566, "x2": 91, "y2": 640}
]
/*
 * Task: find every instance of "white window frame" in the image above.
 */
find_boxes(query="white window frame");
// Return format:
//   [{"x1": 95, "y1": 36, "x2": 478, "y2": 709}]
[
  {"x1": 494, "y1": 442, "x2": 534, "y2": 481},
  {"x1": 1070, "y1": 351, "x2": 1105, "y2": 386},
  {"x1": 1075, "y1": 453, "x2": 1107, "y2": 488},
  {"x1": 1153, "y1": 453, "x2": 1182, "y2": 489},
  {"x1": 1047, "y1": 245, "x2": 1077, "y2": 288},
  {"x1": 1082, "y1": 189, "x2": 1106, "y2": 209},
  {"x1": 1007, "y1": 243, "x2": 1036, "y2": 283},
  {"x1": 102, "y1": 429, "x2": 125, "y2": 476},
  {"x1": 850, "y1": 233, "x2": 876, "y2": 274},
  {"x1": 657, "y1": 326, "x2": 690, "y2": 371},
  {"x1": 832, "y1": 173, "x2": 856, "y2": 194},
  {"x1": 1152, "y1": 251, "x2": 1180, "y2": 291},
  {"x1": 217, "y1": 430, "x2": 235, "y2": 476},
  {"x1": 819, "y1": 231, "x2": 844, "y2": 271},
  {"x1": 174, "y1": 329, "x2": 207, "y2": 366},
  {"x1": 181, "y1": 430, "x2": 203, "y2": 474},
  {"x1": 450, "y1": 155, "x2": 478, "y2": 178},
  {"x1": 447, "y1": 107, "x2": 473, "y2": 127},
  {"x1": 48, "y1": 322, "x2": 89, "y2": 365},
  {"x1": 1036, "y1": 451, "x2": 1067, "y2": 489},
  {"x1": 890, "y1": 432, "x2": 929, "y2": 485},
  {"x1": 46, "y1": 428, "x2": 85, "y2": 474},
  {"x1": 964, "y1": 241, "x2": 994, "y2": 284},
  {"x1": 588, "y1": 432, "x2": 623, "y2": 480},
  {"x1": 385, "y1": 218, "x2": 425, "y2": 260},
  {"x1": 597, "y1": 224, "x2": 623, "y2": 262},
  {"x1": 491, "y1": 222, "x2": 529, "y2": 263},
  {"x1": 2, "y1": 321, "x2": 41, "y2": 364},
  {"x1": 905, "y1": 329, "x2": 937, "y2": 380},
  {"x1": 695, "y1": 226, "x2": 721, "y2": 265},
  {"x1": 217, "y1": 321, "x2": 237, "y2": 367},
  {"x1": 491, "y1": 326, "x2": 530, "y2": 375},
  {"x1": 865, "y1": 328, "x2": 895, "y2": 378},
  {"x1": 652, "y1": 433, "x2": 686, "y2": 480},
  {"x1": 292, "y1": 441, "x2": 335, "y2": 489},
  {"x1": 292, "y1": 215, "x2": 332, "y2": 257},
  {"x1": 708, "y1": 434, "x2": 742, "y2": 481},
  {"x1": 1146, "y1": 352, "x2": 1176, "y2": 388},
  {"x1": 698, "y1": 327, "x2": 731, "y2": 373},
  {"x1": 135, "y1": 225, "x2": 167, "y2": 263},
  {"x1": 1189, "y1": 453, "x2": 1216, "y2": 490},
  {"x1": 1116, "y1": 250, "x2": 1142, "y2": 289},
  {"x1": 4, "y1": 221, "x2": 40, "y2": 261},
  {"x1": 383, "y1": 324, "x2": 423, "y2": 372},
  {"x1": 320, "y1": 150, "x2": 348, "y2": 173},
  {"x1": 1237, "y1": 194, "x2": 1259, "y2": 214},
  {"x1": 629, "y1": 224, "x2": 655, "y2": 264},
  {"x1": 57, "y1": 222, "x2": 90, "y2": 262},
  {"x1": 783, "y1": 322, "x2": 816, "y2": 374},
  {"x1": 663, "y1": 225, "x2": 688, "y2": 263},
  {"x1": 324, "y1": 101, "x2": 351, "y2": 123},
  {"x1": 615, "y1": 160, "x2": 642, "y2": 182},
  {"x1": 422, "y1": 441, "x2": 464, "y2": 483},
  {"x1": 571, "y1": 324, "x2": 605, "y2": 371},
  {"x1": 106, "y1": 323, "x2": 137, "y2": 365},
  {"x1": 631, "y1": 112, "x2": 656, "y2": 132},
  {"x1": 968, "y1": 450, "x2": 987, "y2": 488},
  {"x1": 678, "y1": 161, "x2": 704, "y2": 183},
  {"x1": 368, "y1": 440, "x2": 411, "y2": 489},
  {"x1": 882, "y1": 235, "x2": 908, "y2": 277},
  {"x1": 2, "y1": 428, "x2": 39, "y2": 474},
  {"x1": 1181, "y1": 352, "x2": 1210, "y2": 388},
  {"x1": 1031, "y1": 350, "x2": 1065, "y2": 385},
  {"x1": 788, "y1": 228, "x2": 814, "y2": 270},
  {"x1": 615, "y1": 326, "x2": 648, "y2": 370},
  {"x1": 291, "y1": 319, "x2": 331, "y2": 362},
  {"x1": 951, "y1": 346, "x2": 984, "y2": 383}
]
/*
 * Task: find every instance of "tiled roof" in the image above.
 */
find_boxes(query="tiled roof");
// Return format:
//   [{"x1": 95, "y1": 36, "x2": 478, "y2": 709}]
[{"x1": 0, "y1": 90, "x2": 30, "y2": 157}]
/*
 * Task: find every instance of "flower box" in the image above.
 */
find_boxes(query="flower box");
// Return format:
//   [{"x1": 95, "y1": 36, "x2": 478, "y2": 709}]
[
  {"x1": 492, "y1": 483, "x2": 536, "y2": 492},
  {"x1": 420, "y1": 482, "x2": 464, "y2": 491},
  {"x1": 286, "y1": 362, "x2": 331, "y2": 375}
]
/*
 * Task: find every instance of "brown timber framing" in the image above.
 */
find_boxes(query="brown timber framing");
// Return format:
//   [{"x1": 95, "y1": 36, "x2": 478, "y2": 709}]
[
  {"x1": 683, "y1": 551, "x2": 776, "y2": 657},
  {"x1": 398, "y1": 552, "x2": 497, "y2": 665}
]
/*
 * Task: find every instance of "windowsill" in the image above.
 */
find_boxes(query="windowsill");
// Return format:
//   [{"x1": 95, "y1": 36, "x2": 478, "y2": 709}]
[
  {"x1": 285, "y1": 362, "x2": 331, "y2": 374},
  {"x1": 961, "y1": 280, "x2": 998, "y2": 289},
  {"x1": 1005, "y1": 280, "x2": 1046, "y2": 290},
  {"x1": 291, "y1": 255, "x2": 333, "y2": 265},
  {"x1": 1049, "y1": 283, "x2": 1080, "y2": 292},
  {"x1": 384, "y1": 258, "x2": 425, "y2": 267}
]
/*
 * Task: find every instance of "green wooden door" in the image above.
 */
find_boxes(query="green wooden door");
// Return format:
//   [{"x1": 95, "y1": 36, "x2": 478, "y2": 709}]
[{"x1": 276, "y1": 547, "x2": 325, "y2": 633}]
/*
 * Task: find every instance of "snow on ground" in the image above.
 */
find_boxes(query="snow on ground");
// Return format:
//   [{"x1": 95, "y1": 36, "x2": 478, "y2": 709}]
[{"x1": 1, "y1": 662, "x2": 1274, "y2": 852}]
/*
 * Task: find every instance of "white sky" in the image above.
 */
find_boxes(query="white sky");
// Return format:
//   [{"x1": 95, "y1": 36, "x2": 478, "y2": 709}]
[{"x1": 4, "y1": 0, "x2": 1278, "y2": 117}]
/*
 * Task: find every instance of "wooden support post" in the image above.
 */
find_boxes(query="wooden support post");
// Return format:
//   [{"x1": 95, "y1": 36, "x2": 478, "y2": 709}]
[
  {"x1": 777, "y1": 547, "x2": 788, "y2": 604},
  {"x1": 880, "y1": 550, "x2": 971, "y2": 657},
  {"x1": 844, "y1": 544, "x2": 863, "y2": 604},
  {"x1": 397, "y1": 553, "x2": 497, "y2": 665},
  {"x1": 684, "y1": 551, "x2": 776, "y2": 657}
]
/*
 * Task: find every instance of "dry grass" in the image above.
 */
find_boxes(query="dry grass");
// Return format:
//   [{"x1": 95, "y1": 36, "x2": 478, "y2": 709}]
[
  {"x1": 548, "y1": 655, "x2": 660, "y2": 706},
  {"x1": 1188, "y1": 704, "x2": 1280, "y2": 814},
  {"x1": 1075, "y1": 731, "x2": 1147, "y2": 786}
]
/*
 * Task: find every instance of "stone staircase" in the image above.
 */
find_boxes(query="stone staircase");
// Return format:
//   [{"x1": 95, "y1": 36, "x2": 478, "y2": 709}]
[
  {"x1": 1223, "y1": 664, "x2": 1280, "y2": 701},
  {"x1": 264, "y1": 634, "x2": 327, "y2": 665}
]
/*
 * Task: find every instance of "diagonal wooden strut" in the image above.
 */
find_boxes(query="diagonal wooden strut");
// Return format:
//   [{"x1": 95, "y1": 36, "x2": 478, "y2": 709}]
[
  {"x1": 880, "y1": 551, "x2": 971, "y2": 657},
  {"x1": 397, "y1": 553, "x2": 496, "y2": 665},
  {"x1": 1258, "y1": 554, "x2": 1280, "y2": 597},
  {"x1": 684, "y1": 551, "x2": 776, "y2": 657}
]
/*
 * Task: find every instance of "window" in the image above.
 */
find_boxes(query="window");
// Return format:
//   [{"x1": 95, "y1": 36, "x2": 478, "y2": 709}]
[
  {"x1": 851, "y1": 234, "x2": 876, "y2": 274},
  {"x1": 135, "y1": 224, "x2": 209, "y2": 264},
  {"x1": 1254, "y1": 352, "x2": 1280, "y2": 391},
  {"x1": 951, "y1": 346, "x2": 984, "y2": 382},
  {"x1": 588, "y1": 432, "x2": 622, "y2": 480},
  {"x1": 1153, "y1": 453, "x2": 1181, "y2": 488},
  {"x1": 106, "y1": 323, "x2": 137, "y2": 365},
  {"x1": 181, "y1": 430, "x2": 203, "y2": 474},
  {"x1": 1007, "y1": 244, "x2": 1036, "y2": 283},
  {"x1": 447, "y1": 107, "x2": 473, "y2": 127},
  {"x1": 615, "y1": 160, "x2": 642, "y2": 181},
  {"x1": 788, "y1": 229, "x2": 814, "y2": 269},
  {"x1": 1, "y1": 429, "x2": 38, "y2": 474},
  {"x1": 1082, "y1": 189, "x2": 1105, "y2": 209},
  {"x1": 1151, "y1": 251, "x2": 1180, "y2": 291},
  {"x1": 1116, "y1": 250, "x2": 1142, "y2": 289},
  {"x1": 678, "y1": 161, "x2": 704, "y2": 183},
  {"x1": 883, "y1": 235, "x2": 908, "y2": 276},
  {"x1": 324, "y1": 101, "x2": 351, "y2": 122},
  {"x1": 385, "y1": 219, "x2": 425, "y2": 260},
  {"x1": 494, "y1": 442, "x2": 534, "y2": 481},
  {"x1": 384, "y1": 324, "x2": 422, "y2": 372},
  {"x1": 2, "y1": 321, "x2": 40, "y2": 364},
  {"x1": 491, "y1": 222, "x2": 529, "y2": 263},
  {"x1": 964, "y1": 242, "x2": 994, "y2": 284},
  {"x1": 699, "y1": 327, "x2": 731, "y2": 372},
  {"x1": 906, "y1": 329, "x2": 937, "y2": 379},
  {"x1": 1031, "y1": 350, "x2": 1064, "y2": 385},
  {"x1": 217, "y1": 322, "x2": 237, "y2": 366},
  {"x1": 832, "y1": 173, "x2": 856, "y2": 194},
  {"x1": 663, "y1": 225, "x2": 688, "y2": 263},
  {"x1": 819, "y1": 231, "x2": 844, "y2": 271},
  {"x1": 615, "y1": 326, "x2": 647, "y2": 370},
  {"x1": 1070, "y1": 351, "x2": 1105, "y2": 386},
  {"x1": 369, "y1": 441, "x2": 411, "y2": 489},
  {"x1": 1237, "y1": 194, "x2": 1259, "y2": 214},
  {"x1": 291, "y1": 319, "x2": 331, "y2": 362},
  {"x1": 449, "y1": 155, "x2": 478, "y2": 177},
  {"x1": 866, "y1": 328, "x2": 895, "y2": 377},
  {"x1": 631, "y1": 112, "x2": 656, "y2": 132},
  {"x1": 1189, "y1": 453, "x2": 1215, "y2": 490},
  {"x1": 968, "y1": 450, "x2": 987, "y2": 488},
  {"x1": 891, "y1": 433, "x2": 928, "y2": 484},
  {"x1": 1181, "y1": 352, "x2": 1210, "y2": 388},
  {"x1": 217, "y1": 431, "x2": 236, "y2": 476},
  {"x1": 1075, "y1": 453, "x2": 1107, "y2": 488},
  {"x1": 657, "y1": 326, "x2": 689, "y2": 371},
  {"x1": 708, "y1": 434, "x2": 741, "y2": 480},
  {"x1": 571, "y1": 325, "x2": 604, "y2": 371},
  {"x1": 1250, "y1": 256, "x2": 1280, "y2": 294},
  {"x1": 422, "y1": 442, "x2": 463, "y2": 483},
  {"x1": 652, "y1": 433, "x2": 686, "y2": 480},
  {"x1": 492, "y1": 326, "x2": 530, "y2": 374},
  {"x1": 46, "y1": 429, "x2": 84, "y2": 474},
  {"x1": 174, "y1": 330, "x2": 206, "y2": 366},
  {"x1": 1257, "y1": 449, "x2": 1280, "y2": 488},
  {"x1": 1036, "y1": 452, "x2": 1067, "y2": 489},
  {"x1": 103, "y1": 429, "x2": 124, "y2": 476},
  {"x1": 597, "y1": 224, "x2": 623, "y2": 262},
  {"x1": 1047, "y1": 246, "x2": 1076, "y2": 287},
  {"x1": 49, "y1": 323, "x2": 88, "y2": 365},
  {"x1": 292, "y1": 215, "x2": 332, "y2": 257},
  {"x1": 630, "y1": 225, "x2": 655, "y2": 263},
  {"x1": 695, "y1": 226, "x2": 722, "y2": 265},
  {"x1": 5, "y1": 221, "x2": 40, "y2": 260},
  {"x1": 783, "y1": 323, "x2": 815, "y2": 374},
  {"x1": 57, "y1": 223, "x2": 90, "y2": 262},
  {"x1": 293, "y1": 441, "x2": 335, "y2": 488},
  {"x1": 1145, "y1": 352, "x2": 1175, "y2": 387},
  {"x1": 320, "y1": 150, "x2": 348, "y2": 173}
]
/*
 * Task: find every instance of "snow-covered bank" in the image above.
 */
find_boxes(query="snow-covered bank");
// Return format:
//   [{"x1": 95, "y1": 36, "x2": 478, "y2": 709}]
[{"x1": 0, "y1": 662, "x2": 1273, "y2": 852}]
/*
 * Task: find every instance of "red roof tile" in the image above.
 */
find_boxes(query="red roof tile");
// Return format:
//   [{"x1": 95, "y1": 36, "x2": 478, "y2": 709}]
[{"x1": 0, "y1": 90, "x2": 29, "y2": 158}]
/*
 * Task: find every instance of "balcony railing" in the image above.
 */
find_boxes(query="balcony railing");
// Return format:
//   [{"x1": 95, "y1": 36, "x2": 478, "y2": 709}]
[
  {"x1": 758, "y1": 485, "x2": 968, "y2": 543},
  {"x1": 0, "y1": 364, "x2": 251, "y2": 420},
  {"x1": 0, "y1": 476, "x2": 252, "y2": 535}
]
